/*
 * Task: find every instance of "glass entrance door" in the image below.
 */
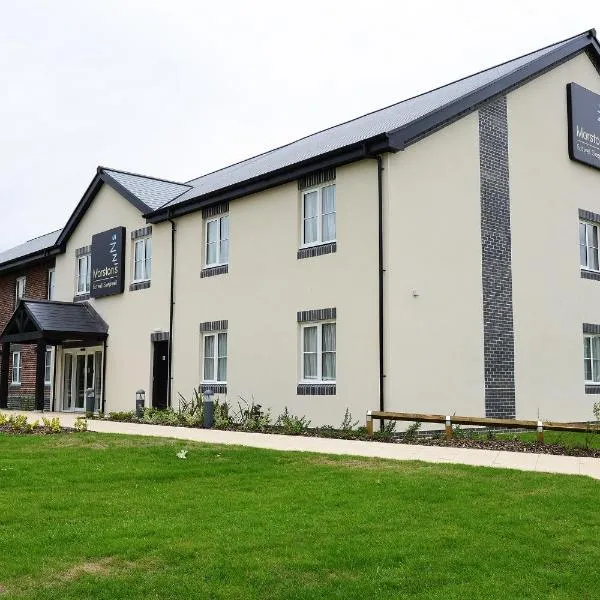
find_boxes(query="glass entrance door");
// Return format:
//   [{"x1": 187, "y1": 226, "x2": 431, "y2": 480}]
[{"x1": 62, "y1": 350, "x2": 101, "y2": 412}]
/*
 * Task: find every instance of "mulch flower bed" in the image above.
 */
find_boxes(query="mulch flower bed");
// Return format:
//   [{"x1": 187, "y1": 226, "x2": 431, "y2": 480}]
[{"x1": 0, "y1": 424, "x2": 75, "y2": 435}]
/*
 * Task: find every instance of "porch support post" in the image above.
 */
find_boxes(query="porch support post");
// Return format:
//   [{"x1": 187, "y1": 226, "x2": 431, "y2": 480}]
[
  {"x1": 35, "y1": 341, "x2": 46, "y2": 411},
  {"x1": 0, "y1": 343, "x2": 9, "y2": 409}
]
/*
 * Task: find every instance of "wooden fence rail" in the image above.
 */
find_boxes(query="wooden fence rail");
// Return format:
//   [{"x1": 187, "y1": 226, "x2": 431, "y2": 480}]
[{"x1": 366, "y1": 410, "x2": 600, "y2": 443}]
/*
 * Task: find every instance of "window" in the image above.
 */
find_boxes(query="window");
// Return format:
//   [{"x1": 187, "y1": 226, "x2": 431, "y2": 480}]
[
  {"x1": 76, "y1": 254, "x2": 91, "y2": 295},
  {"x1": 11, "y1": 351, "x2": 21, "y2": 385},
  {"x1": 202, "y1": 332, "x2": 227, "y2": 383},
  {"x1": 302, "y1": 183, "x2": 336, "y2": 247},
  {"x1": 584, "y1": 335, "x2": 600, "y2": 383},
  {"x1": 44, "y1": 349, "x2": 52, "y2": 385},
  {"x1": 301, "y1": 322, "x2": 336, "y2": 382},
  {"x1": 47, "y1": 268, "x2": 56, "y2": 300},
  {"x1": 133, "y1": 237, "x2": 152, "y2": 282},
  {"x1": 580, "y1": 221, "x2": 599, "y2": 271},
  {"x1": 205, "y1": 215, "x2": 229, "y2": 267},
  {"x1": 15, "y1": 276, "x2": 26, "y2": 307}
]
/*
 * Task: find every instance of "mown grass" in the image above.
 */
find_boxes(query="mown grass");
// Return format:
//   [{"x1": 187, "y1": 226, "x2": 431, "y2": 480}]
[
  {"x1": 0, "y1": 432, "x2": 599, "y2": 599},
  {"x1": 491, "y1": 430, "x2": 600, "y2": 449}
]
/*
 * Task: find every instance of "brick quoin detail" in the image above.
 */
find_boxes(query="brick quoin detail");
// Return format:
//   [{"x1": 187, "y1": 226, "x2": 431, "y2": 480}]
[
  {"x1": 479, "y1": 96, "x2": 516, "y2": 419},
  {"x1": 0, "y1": 260, "x2": 55, "y2": 410}
]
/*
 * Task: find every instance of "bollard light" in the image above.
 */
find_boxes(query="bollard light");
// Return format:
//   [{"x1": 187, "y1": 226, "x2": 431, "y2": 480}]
[
  {"x1": 136, "y1": 389, "x2": 145, "y2": 418},
  {"x1": 203, "y1": 389, "x2": 214, "y2": 429}
]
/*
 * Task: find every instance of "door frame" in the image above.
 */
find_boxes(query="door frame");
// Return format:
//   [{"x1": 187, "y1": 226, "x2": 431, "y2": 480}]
[{"x1": 61, "y1": 347, "x2": 103, "y2": 412}]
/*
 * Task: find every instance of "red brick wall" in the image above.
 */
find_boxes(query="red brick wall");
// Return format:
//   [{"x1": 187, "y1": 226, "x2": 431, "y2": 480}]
[{"x1": 0, "y1": 259, "x2": 55, "y2": 409}]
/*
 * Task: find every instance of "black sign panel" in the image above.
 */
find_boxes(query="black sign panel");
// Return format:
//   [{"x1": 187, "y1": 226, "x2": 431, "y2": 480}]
[
  {"x1": 567, "y1": 82, "x2": 600, "y2": 171},
  {"x1": 90, "y1": 227, "x2": 126, "y2": 298}
]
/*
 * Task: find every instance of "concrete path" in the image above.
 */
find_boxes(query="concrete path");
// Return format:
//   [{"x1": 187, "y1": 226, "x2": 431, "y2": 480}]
[{"x1": 7, "y1": 410, "x2": 600, "y2": 480}]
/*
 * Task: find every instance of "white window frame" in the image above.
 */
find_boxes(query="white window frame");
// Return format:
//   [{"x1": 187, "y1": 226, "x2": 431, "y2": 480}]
[
  {"x1": 47, "y1": 268, "x2": 56, "y2": 300},
  {"x1": 584, "y1": 334, "x2": 600, "y2": 383},
  {"x1": 132, "y1": 236, "x2": 152, "y2": 283},
  {"x1": 204, "y1": 215, "x2": 229, "y2": 267},
  {"x1": 300, "y1": 321, "x2": 336, "y2": 383},
  {"x1": 301, "y1": 183, "x2": 336, "y2": 248},
  {"x1": 201, "y1": 331, "x2": 227, "y2": 384},
  {"x1": 580, "y1": 220, "x2": 600, "y2": 271},
  {"x1": 44, "y1": 348, "x2": 53, "y2": 385},
  {"x1": 11, "y1": 351, "x2": 21, "y2": 385},
  {"x1": 15, "y1": 276, "x2": 26, "y2": 307},
  {"x1": 75, "y1": 254, "x2": 91, "y2": 296}
]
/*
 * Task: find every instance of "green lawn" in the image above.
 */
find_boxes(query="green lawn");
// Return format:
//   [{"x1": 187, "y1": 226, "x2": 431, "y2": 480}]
[
  {"x1": 0, "y1": 433, "x2": 599, "y2": 599},
  {"x1": 492, "y1": 430, "x2": 600, "y2": 449}
]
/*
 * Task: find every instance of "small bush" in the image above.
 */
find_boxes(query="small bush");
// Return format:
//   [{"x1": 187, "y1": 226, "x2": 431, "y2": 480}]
[
  {"x1": 276, "y1": 407, "x2": 311, "y2": 434},
  {"x1": 340, "y1": 408, "x2": 358, "y2": 431},
  {"x1": 234, "y1": 397, "x2": 270, "y2": 431},
  {"x1": 74, "y1": 416, "x2": 88, "y2": 432},
  {"x1": 403, "y1": 421, "x2": 421, "y2": 441},
  {"x1": 108, "y1": 411, "x2": 135, "y2": 422},
  {"x1": 178, "y1": 388, "x2": 204, "y2": 427},
  {"x1": 42, "y1": 416, "x2": 62, "y2": 433},
  {"x1": 0, "y1": 412, "x2": 8, "y2": 426},
  {"x1": 213, "y1": 399, "x2": 232, "y2": 429}
]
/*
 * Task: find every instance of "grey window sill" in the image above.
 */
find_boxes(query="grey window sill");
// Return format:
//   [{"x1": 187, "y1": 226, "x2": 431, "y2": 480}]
[
  {"x1": 201, "y1": 264, "x2": 229, "y2": 278},
  {"x1": 130, "y1": 280, "x2": 151, "y2": 291}
]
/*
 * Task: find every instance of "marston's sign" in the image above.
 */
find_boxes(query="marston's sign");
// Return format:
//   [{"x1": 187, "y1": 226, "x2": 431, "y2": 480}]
[
  {"x1": 90, "y1": 227, "x2": 126, "y2": 298},
  {"x1": 567, "y1": 82, "x2": 600, "y2": 171}
]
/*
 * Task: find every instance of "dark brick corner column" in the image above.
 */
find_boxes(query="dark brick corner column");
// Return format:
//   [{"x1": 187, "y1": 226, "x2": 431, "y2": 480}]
[
  {"x1": 0, "y1": 343, "x2": 9, "y2": 409},
  {"x1": 479, "y1": 96, "x2": 516, "y2": 419}
]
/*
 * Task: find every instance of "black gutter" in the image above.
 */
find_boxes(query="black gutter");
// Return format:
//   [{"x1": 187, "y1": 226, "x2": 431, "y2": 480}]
[
  {"x1": 0, "y1": 247, "x2": 61, "y2": 276},
  {"x1": 167, "y1": 217, "x2": 176, "y2": 408},
  {"x1": 146, "y1": 136, "x2": 398, "y2": 223}
]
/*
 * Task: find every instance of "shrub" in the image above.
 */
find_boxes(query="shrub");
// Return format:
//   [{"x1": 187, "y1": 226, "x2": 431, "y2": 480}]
[
  {"x1": 142, "y1": 408, "x2": 180, "y2": 426},
  {"x1": 108, "y1": 411, "x2": 135, "y2": 422},
  {"x1": 74, "y1": 416, "x2": 88, "y2": 432},
  {"x1": 276, "y1": 407, "x2": 311, "y2": 434},
  {"x1": 0, "y1": 412, "x2": 8, "y2": 426},
  {"x1": 234, "y1": 397, "x2": 270, "y2": 431},
  {"x1": 213, "y1": 399, "x2": 232, "y2": 429},
  {"x1": 340, "y1": 408, "x2": 358, "y2": 431},
  {"x1": 42, "y1": 416, "x2": 62, "y2": 433},
  {"x1": 403, "y1": 421, "x2": 421, "y2": 441},
  {"x1": 178, "y1": 388, "x2": 204, "y2": 427}
]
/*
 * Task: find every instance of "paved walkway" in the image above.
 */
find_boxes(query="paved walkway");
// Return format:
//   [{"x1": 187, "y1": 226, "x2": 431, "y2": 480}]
[{"x1": 8, "y1": 410, "x2": 600, "y2": 480}]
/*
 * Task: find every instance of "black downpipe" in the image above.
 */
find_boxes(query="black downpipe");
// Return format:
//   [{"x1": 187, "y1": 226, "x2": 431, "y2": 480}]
[
  {"x1": 365, "y1": 150, "x2": 386, "y2": 424},
  {"x1": 168, "y1": 218, "x2": 176, "y2": 408},
  {"x1": 375, "y1": 156, "x2": 385, "y2": 419},
  {"x1": 102, "y1": 339, "x2": 107, "y2": 413}
]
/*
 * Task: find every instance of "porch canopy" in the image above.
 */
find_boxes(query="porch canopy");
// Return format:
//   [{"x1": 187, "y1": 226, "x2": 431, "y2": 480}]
[{"x1": 0, "y1": 300, "x2": 108, "y2": 410}]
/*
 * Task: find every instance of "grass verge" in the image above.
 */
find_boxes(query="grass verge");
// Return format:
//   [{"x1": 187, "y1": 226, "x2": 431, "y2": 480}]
[{"x1": 0, "y1": 432, "x2": 598, "y2": 599}]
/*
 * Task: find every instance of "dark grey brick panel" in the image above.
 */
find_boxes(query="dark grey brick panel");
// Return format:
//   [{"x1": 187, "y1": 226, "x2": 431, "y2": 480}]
[
  {"x1": 297, "y1": 308, "x2": 336, "y2": 323},
  {"x1": 579, "y1": 209, "x2": 600, "y2": 223},
  {"x1": 131, "y1": 225, "x2": 152, "y2": 240},
  {"x1": 298, "y1": 168, "x2": 336, "y2": 190},
  {"x1": 129, "y1": 281, "x2": 151, "y2": 292},
  {"x1": 201, "y1": 264, "x2": 229, "y2": 278},
  {"x1": 73, "y1": 293, "x2": 91, "y2": 302},
  {"x1": 583, "y1": 323, "x2": 600, "y2": 334},
  {"x1": 202, "y1": 202, "x2": 229, "y2": 219},
  {"x1": 479, "y1": 96, "x2": 516, "y2": 419},
  {"x1": 75, "y1": 245, "x2": 91, "y2": 257},
  {"x1": 199, "y1": 320, "x2": 228, "y2": 332},
  {"x1": 581, "y1": 270, "x2": 600, "y2": 281},
  {"x1": 297, "y1": 242, "x2": 337, "y2": 260},
  {"x1": 150, "y1": 331, "x2": 170, "y2": 342},
  {"x1": 200, "y1": 383, "x2": 227, "y2": 394},
  {"x1": 585, "y1": 385, "x2": 600, "y2": 394},
  {"x1": 297, "y1": 383, "x2": 336, "y2": 395}
]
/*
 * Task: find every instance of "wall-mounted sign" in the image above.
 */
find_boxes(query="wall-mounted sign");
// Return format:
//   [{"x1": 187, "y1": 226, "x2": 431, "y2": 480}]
[
  {"x1": 90, "y1": 227, "x2": 126, "y2": 298},
  {"x1": 567, "y1": 82, "x2": 600, "y2": 171}
]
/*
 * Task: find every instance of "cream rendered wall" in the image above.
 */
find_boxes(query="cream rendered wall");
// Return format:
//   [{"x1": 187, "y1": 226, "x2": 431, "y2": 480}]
[
  {"x1": 53, "y1": 184, "x2": 171, "y2": 412},
  {"x1": 172, "y1": 160, "x2": 380, "y2": 426},
  {"x1": 384, "y1": 113, "x2": 485, "y2": 417},
  {"x1": 508, "y1": 52, "x2": 600, "y2": 422}
]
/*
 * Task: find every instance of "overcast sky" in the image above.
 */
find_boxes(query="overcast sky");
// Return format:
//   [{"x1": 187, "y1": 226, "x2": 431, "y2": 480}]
[{"x1": 0, "y1": 0, "x2": 598, "y2": 250}]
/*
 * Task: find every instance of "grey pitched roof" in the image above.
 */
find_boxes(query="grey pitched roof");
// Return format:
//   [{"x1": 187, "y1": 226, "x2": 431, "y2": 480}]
[
  {"x1": 0, "y1": 229, "x2": 61, "y2": 266},
  {"x1": 0, "y1": 299, "x2": 109, "y2": 343},
  {"x1": 101, "y1": 169, "x2": 192, "y2": 211},
  {"x1": 157, "y1": 31, "x2": 595, "y2": 210},
  {"x1": 25, "y1": 300, "x2": 108, "y2": 336}
]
